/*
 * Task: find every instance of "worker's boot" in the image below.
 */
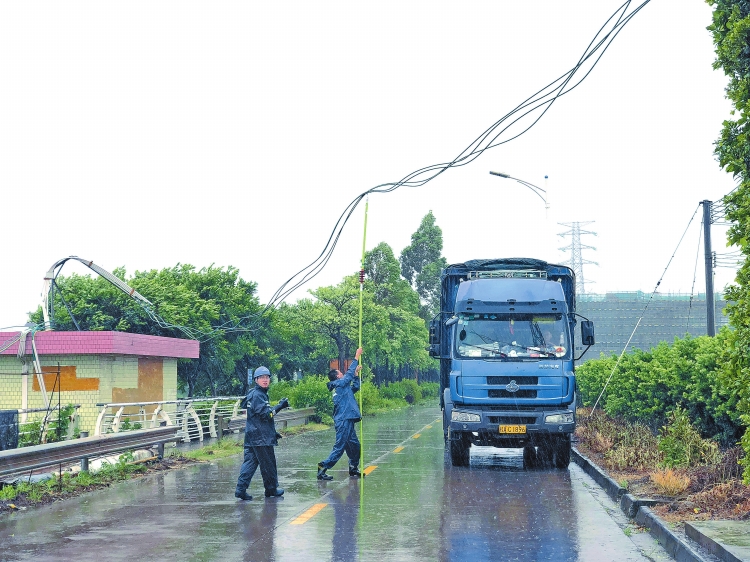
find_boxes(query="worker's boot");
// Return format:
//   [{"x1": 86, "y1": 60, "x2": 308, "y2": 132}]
[
  {"x1": 264, "y1": 488, "x2": 284, "y2": 498},
  {"x1": 317, "y1": 463, "x2": 333, "y2": 481},
  {"x1": 234, "y1": 490, "x2": 253, "y2": 500},
  {"x1": 348, "y1": 465, "x2": 361, "y2": 478}
]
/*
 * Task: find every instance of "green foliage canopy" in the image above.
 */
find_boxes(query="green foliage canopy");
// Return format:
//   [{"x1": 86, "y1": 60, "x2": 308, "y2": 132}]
[
  {"x1": 31, "y1": 264, "x2": 276, "y2": 397},
  {"x1": 399, "y1": 211, "x2": 448, "y2": 321},
  {"x1": 706, "y1": 0, "x2": 750, "y2": 480}
]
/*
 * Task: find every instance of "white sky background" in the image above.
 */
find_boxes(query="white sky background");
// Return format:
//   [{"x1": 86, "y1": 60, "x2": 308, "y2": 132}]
[{"x1": 0, "y1": 1, "x2": 739, "y2": 329}]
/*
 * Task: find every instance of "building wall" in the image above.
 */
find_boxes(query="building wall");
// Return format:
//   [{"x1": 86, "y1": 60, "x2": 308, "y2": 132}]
[
  {"x1": 0, "y1": 354, "x2": 178, "y2": 434},
  {"x1": 576, "y1": 293, "x2": 729, "y2": 360}
]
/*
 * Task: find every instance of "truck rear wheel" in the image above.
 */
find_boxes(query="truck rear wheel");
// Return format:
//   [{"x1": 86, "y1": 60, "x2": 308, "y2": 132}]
[
  {"x1": 450, "y1": 436, "x2": 470, "y2": 467},
  {"x1": 553, "y1": 436, "x2": 571, "y2": 468}
]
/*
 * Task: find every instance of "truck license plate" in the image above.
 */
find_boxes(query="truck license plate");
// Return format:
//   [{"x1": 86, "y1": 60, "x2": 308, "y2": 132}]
[{"x1": 499, "y1": 425, "x2": 526, "y2": 434}]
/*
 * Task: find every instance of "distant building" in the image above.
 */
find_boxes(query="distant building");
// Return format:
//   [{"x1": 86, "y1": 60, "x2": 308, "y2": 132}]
[{"x1": 576, "y1": 292, "x2": 728, "y2": 360}]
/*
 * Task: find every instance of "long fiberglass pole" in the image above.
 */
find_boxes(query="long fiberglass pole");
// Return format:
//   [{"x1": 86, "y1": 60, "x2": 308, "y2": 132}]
[
  {"x1": 358, "y1": 197, "x2": 369, "y2": 539},
  {"x1": 358, "y1": 198, "x2": 368, "y2": 470}
]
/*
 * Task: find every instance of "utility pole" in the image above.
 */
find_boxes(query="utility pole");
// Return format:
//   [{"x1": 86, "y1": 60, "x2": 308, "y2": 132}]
[
  {"x1": 558, "y1": 221, "x2": 598, "y2": 295},
  {"x1": 702, "y1": 200, "x2": 715, "y2": 336}
]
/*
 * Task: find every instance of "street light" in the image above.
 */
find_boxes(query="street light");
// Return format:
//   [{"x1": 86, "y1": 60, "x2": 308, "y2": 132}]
[{"x1": 489, "y1": 171, "x2": 549, "y2": 213}]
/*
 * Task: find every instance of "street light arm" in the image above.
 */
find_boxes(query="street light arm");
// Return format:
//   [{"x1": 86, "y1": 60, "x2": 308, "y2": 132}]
[{"x1": 489, "y1": 170, "x2": 549, "y2": 208}]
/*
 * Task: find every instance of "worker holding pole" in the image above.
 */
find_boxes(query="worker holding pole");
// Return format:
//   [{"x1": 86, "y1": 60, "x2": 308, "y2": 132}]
[{"x1": 317, "y1": 347, "x2": 363, "y2": 480}]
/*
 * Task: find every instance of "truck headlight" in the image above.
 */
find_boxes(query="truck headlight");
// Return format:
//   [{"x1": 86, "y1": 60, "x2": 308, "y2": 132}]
[
  {"x1": 451, "y1": 410, "x2": 480, "y2": 423},
  {"x1": 545, "y1": 412, "x2": 574, "y2": 424}
]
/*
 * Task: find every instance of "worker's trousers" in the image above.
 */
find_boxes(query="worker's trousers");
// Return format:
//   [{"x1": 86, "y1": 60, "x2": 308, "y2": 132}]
[{"x1": 236, "y1": 445, "x2": 278, "y2": 493}]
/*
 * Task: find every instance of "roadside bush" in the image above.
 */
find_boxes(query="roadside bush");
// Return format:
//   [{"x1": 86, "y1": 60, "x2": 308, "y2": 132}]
[
  {"x1": 268, "y1": 375, "x2": 439, "y2": 420},
  {"x1": 268, "y1": 380, "x2": 294, "y2": 404},
  {"x1": 659, "y1": 407, "x2": 720, "y2": 469},
  {"x1": 380, "y1": 380, "x2": 421, "y2": 404},
  {"x1": 418, "y1": 382, "x2": 440, "y2": 400},
  {"x1": 606, "y1": 422, "x2": 661, "y2": 471},
  {"x1": 689, "y1": 446, "x2": 745, "y2": 492},
  {"x1": 282, "y1": 376, "x2": 332, "y2": 422},
  {"x1": 576, "y1": 408, "x2": 661, "y2": 470},
  {"x1": 576, "y1": 332, "x2": 742, "y2": 446}
]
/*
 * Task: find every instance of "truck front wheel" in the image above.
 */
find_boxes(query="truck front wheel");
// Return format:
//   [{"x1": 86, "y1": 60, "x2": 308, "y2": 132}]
[
  {"x1": 553, "y1": 436, "x2": 571, "y2": 468},
  {"x1": 442, "y1": 388, "x2": 453, "y2": 442},
  {"x1": 523, "y1": 445, "x2": 537, "y2": 469},
  {"x1": 449, "y1": 435, "x2": 470, "y2": 467}
]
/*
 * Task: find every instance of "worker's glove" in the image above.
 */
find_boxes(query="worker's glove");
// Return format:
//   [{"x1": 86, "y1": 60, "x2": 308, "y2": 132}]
[
  {"x1": 275, "y1": 431, "x2": 283, "y2": 440},
  {"x1": 273, "y1": 398, "x2": 290, "y2": 414}
]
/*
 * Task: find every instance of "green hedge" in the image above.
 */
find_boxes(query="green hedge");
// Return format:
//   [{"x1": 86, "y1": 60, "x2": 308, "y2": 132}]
[
  {"x1": 576, "y1": 331, "x2": 742, "y2": 446},
  {"x1": 267, "y1": 376, "x2": 437, "y2": 423}
]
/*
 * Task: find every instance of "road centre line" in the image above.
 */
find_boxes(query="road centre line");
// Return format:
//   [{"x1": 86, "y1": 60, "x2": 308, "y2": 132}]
[
  {"x1": 412, "y1": 434, "x2": 421, "y2": 439},
  {"x1": 290, "y1": 503, "x2": 328, "y2": 525},
  {"x1": 275, "y1": 412, "x2": 437, "y2": 534},
  {"x1": 393, "y1": 446, "x2": 404, "y2": 453},
  {"x1": 366, "y1": 416, "x2": 439, "y2": 468}
]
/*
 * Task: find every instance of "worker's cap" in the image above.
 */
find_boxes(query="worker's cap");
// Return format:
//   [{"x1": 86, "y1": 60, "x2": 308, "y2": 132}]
[{"x1": 253, "y1": 366, "x2": 271, "y2": 379}]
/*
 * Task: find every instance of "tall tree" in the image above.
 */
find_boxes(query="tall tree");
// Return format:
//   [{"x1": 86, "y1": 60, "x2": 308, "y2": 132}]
[
  {"x1": 399, "y1": 211, "x2": 448, "y2": 321},
  {"x1": 293, "y1": 273, "x2": 432, "y2": 383},
  {"x1": 365, "y1": 242, "x2": 420, "y2": 312},
  {"x1": 706, "y1": 0, "x2": 750, "y2": 481},
  {"x1": 296, "y1": 278, "x2": 360, "y2": 372}
]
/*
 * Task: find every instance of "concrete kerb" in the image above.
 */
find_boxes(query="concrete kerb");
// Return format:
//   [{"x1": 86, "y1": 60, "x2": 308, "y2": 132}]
[{"x1": 571, "y1": 447, "x2": 710, "y2": 562}]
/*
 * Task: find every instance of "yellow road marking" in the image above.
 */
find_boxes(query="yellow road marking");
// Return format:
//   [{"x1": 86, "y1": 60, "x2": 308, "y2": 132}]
[
  {"x1": 393, "y1": 446, "x2": 404, "y2": 453},
  {"x1": 363, "y1": 465, "x2": 378, "y2": 476},
  {"x1": 290, "y1": 503, "x2": 327, "y2": 525},
  {"x1": 412, "y1": 433, "x2": 421, "y2": 439},
  {"x1": 425, "y1": 424, "x2": 433, "y2": 429}
]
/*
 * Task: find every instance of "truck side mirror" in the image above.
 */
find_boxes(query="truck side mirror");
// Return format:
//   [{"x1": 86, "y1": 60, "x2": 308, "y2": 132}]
[
  {"x1": 581, "y1": 321, "x2": 595, "y2": 346},
  {"x1": 428, "y1": 318, "x2": 441, "y2": 357}
]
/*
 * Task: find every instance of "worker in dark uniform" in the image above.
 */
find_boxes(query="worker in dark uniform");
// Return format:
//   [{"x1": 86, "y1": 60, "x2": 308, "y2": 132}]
[
  {"x1": 235, "y1": 366, "x2": 289, "y2": 500},
  {"x1": 317, "y1": 347, "x2": 363, "y2": 480}
]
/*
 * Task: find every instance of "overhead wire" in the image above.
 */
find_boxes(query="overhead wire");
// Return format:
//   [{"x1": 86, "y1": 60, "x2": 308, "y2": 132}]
[
  {"x1": 206, "y1": 0, "x2": 653, "y2": 341},
  {"x1": 43, "y1": 1, "x2": 653, "y2": 343},
  {"x1": 686, "y1": 215, "x2": 703, "y2": 333},
  {"x1": 590, "y1": 204, "x2": 700, "y2": 415}
]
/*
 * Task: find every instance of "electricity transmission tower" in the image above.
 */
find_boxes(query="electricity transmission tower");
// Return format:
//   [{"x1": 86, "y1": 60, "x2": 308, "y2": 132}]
[{"x1": 558, "y1": 221, "x2": 598, "y2": 294}]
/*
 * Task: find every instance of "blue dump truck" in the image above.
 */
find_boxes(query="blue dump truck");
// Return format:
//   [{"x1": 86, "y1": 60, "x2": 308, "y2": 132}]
[{"x1": 429, "y1": 258, "x2": 595, "y2": 468}]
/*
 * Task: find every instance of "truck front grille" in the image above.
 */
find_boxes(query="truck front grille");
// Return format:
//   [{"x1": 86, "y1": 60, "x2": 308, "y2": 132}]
[
  {"x1": 488, "y1": 389, "x2": 537, "y2": 399},
  {"x1": 488, "y1": 415, "x2": 538, "y2": 424}
]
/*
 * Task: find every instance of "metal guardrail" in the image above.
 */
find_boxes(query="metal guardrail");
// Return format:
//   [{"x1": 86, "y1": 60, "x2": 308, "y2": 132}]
[
  {"x1": 224, "y1": 407, "x2": 317, "y2": 433},
  {"x1": 0, "y1": 426, "x2": 180, "y2": 477},
  {"x1": 94, "y1": 397, "x2": 243, "y2": 442}
]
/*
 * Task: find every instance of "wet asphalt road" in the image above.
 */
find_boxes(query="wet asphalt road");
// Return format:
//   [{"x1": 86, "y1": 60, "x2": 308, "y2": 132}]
[{"x1": 0, "y1": 405, "x2": 672, "y2": 562}]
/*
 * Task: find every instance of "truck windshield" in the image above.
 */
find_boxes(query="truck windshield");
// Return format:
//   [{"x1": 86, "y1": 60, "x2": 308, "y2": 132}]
[{"x1": 455, "y1": 313, "x2": 570, "y2": 360}]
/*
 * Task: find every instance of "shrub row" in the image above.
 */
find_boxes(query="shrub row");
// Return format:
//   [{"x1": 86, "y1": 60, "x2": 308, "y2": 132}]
[
  {"x1": 268, "y1": 377, "x2": 438, "y2": 424},
  {"x1": 576, "y1": 331, "x2": 743, "y2": 447}
]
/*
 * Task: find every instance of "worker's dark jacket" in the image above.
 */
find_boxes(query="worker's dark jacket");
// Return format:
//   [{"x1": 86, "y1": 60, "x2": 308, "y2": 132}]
[
  {"x1": 244, "y1": 384, "x2": 278, "y2": 447},
  {"x1": 326, "y1": 359, "x2": 361, "y2": 423}
]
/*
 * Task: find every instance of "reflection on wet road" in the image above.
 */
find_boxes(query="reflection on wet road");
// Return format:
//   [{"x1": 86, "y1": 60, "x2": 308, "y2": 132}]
[{"x1": 0, "y1": 405, "x2": 670, "y2": 561}]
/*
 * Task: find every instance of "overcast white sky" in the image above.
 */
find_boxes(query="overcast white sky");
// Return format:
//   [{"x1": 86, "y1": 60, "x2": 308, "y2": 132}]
[{"x1": 0, "y1": 1, "x2": 739, "y2": 330}]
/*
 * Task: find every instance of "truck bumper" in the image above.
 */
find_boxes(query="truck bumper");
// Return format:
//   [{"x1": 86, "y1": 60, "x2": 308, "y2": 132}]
[{"x1": 448, "y1": 407, "x2": 575, "y2": 447}]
